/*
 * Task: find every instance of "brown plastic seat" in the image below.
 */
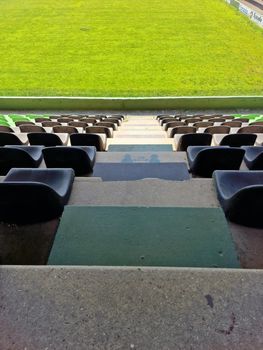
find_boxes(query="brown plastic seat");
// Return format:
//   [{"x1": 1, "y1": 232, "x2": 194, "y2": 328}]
[
  {"x1": 208, "y1": 118, "x2": 226, "y2": 122},
  {"x1": 156, "y1": 115, "x2": 174, "y2": 121},
  {"x1": 94, "y1": 115, "x2": 107, "y2": 120},
  {"x1": 35, "y1": 118, "x2": 51, "y2": 122},
  {"x1": 68, "y1": 121, "x2": 88, "y2": 128},
  {"x1": 250, "y1": 122, "x2": 263, "y2": 126},
  {"x1": 79, "y1": 117, "x2": 97, "y2": 124},
  {"x1": 202, "y1": 115, "x2": 223, "y2": 119},
  {"x1": 97, "y1": 121, "x2": 117, "y2": 131},
  {"x1": 193, "y1": 121, "x2": 214, "y2": 128},
  {"x1": 164, "y1": 121, "x2": 186, "y2": 131},
  {"x1": 15, "y1": 121, "x2": 35, "y2": 126},
  {"x1": 42, "y1": 121, "x2": 62, "y2": 127},
  {"x1": 204, "y1": 126, "x2": 230, "y2": 134},
  {"x1": 160, "y1": 118, "x2": 176, "y2": 126},
  {"x1": 108, "y1": 114, "x2": 124, "y2": 121},
  {"x1": 86, "y1": 126, "x2": 112, "y2": 138},
  {"x1": 223, "y1": 116, "x2": 235, "y2": 120},
  {"x1": 185, "y1": 118, "x2": 202, "y2": 124},
  {"x1": 53, "y1": 126, "x2": 78, "y2": 134},
  {"x1": 105, "y1": 118, "x2": 121, "y2": 126},
  {"x1": 234, "y1": 118, "x2": 249, "y2": 122},
  {"x1": 238, "y1": 126, "x2": 263, "y2": 134},
  {"x1": 170, "y1": 126, "x2": 197, "y2": 137},
  {"x1": 19, "y1": 125, "x2": 46, "y2": 133},
  {"x1": 0, "y1": 126, "x2": 14, "y2": 132},
  {"x1": 222, "y1": 121, "x2": 242, "y2": 128},
  {"x1": 57, "y1": 117, "x2": 74, "y2": 123},
  {"x1": 49, "y1": 115, "x2": 62, "y2": 120}
]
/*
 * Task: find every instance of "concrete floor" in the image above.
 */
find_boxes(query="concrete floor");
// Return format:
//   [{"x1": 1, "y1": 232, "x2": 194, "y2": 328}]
[{"x1": 1, "y1": 266, "x2": 263, "y2": 350}]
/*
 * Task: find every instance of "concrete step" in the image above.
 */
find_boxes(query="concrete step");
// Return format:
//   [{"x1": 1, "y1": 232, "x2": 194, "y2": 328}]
[{"x1": 1, "y1": 266, "x2": 263, "y2": 349}]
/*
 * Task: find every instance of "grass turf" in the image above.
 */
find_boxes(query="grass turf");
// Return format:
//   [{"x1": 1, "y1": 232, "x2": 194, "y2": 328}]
[{"x1": 0, "y1": 0, "x2": 263, "y2": 97}]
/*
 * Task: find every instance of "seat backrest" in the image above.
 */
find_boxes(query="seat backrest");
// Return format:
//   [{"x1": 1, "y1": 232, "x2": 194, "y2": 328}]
[
  {"x1": 193, "y1": 121, "x2": 214, "y2": 128},
  {"x1": 35, "y1": 118, "x2": 51, "y2": 122},
  {"x1": 28, "y1": 132, "x2": 63, "y2": 146},
  {"x1": 207, "y1": 118, "x2": 226, "y2": 122},
  {"x1": 57, "y1": 117, "x2": 74, "y2": 123},
  {"x1": 220, "y1": 133, "x2": 257, "y2": 147},
  {"x1": 53, "y1": 126, "x2": 78, "y2": 134},
  {"x1": 79, "y1": 117, "x2": 97, "y2": 124},
  {"x1": 177, "y1": 133, "x2": 212, "y2": 151},
  {"x1": 0, "y1": 125, "x2": 14, "y2": 132},
  {"x1": 171, "y1": 126, "x2": 197, "y2": 137},
  {"x1": 15, "y1": 121, "x2": 35, "y2": 126},
  {"x1": 184, "y1": 118, "x2": 201, "y2": 124},
  {"x1": 238, "y1": 126, "x2": 263, "y2": 134},
  {"x1": 250, "y1": 122, "x2": 263, "y2": 126},
  {"x1": 43, "y1": 147, "x2": 93, "y2": 176},
  {"x1": 234, "y1": 118, "x2": 249, "y2": 122},
  {"x1": 68, "y1": 121, "x2": 87, "y2": 128},
  {"x1": 164, "y1": 121, "x2": 186, "y2": 131},
  {"x1": 105, "y1": 118, "x2": 121, "y2": 126},
  {"x1": 42, "y1": 121, "x2": 62, "y2": 127},
  {"x1": 19, "y1": 125, "x2": 46, "y2": 133},
  {"x1": 160, "y1": 118, "x2": 176, "y2": 126},
  {"x1": 221, "y1": 121, "x2": 242, "y2": 127},
  {"x1": 0, "y1": 132, "x2": 22, "y2": 146},
  {"x1": 0, "y1": 182, "x2": 64, "y2": 224},
  {"x1": 204, "y1": 126, "x2": 231, "y2": 134},
  {"x1": 85, "y1": 126, "x2": 111, "y2": 137},
  {"x1": 0, "y1": 147, "x2": 37, "y2": 175},
  {"x1": 97, "y1": 122, "x2": 117, "y2": 130},
  {"x1": 70, "y1": 133, "x2": 105, "y2": 151},
  {"x1": 190, "y1": 148, "x2": 245, "y2": 177}
]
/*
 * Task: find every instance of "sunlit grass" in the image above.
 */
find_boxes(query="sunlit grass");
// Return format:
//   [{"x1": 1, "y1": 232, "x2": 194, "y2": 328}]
[{"x1": 0, "y1": 0, "x2": 263, "y2": 96}]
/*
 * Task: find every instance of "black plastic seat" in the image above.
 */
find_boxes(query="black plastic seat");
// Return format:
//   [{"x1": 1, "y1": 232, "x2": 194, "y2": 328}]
[
  {"x1": 28, "y1": 132, "x2": 64, "y2": 146},
  {"x1": 242, "y1": 146, "x2": 263, "y2": 170},
  {"x1": 0, "y1": 168, "x2": 74, "y2": 224},
  {"x1": 213, "y1": 170, "x2": 263, "y2": 227},
  {"x1": 0, "y1": 146, "x2": 43, "y2": 175},
  {"x1": 43, "y1": 146, "x2": 96, "y2": 175},
  {"x1": 219, "y1": 133, "x2": 256, "y2": 147},
  {"x1": 176, "y1": 133, "x2": 212, "y2": 151},
  {"x1": 70, "y1": 133, "x2": 105, "y2": 151},
  {"x1": 0, "y1": 132, "x2": 23, "y2": 146},
  {"x1": 187, "y1": 146, "x2": 245, "y2": 177}
]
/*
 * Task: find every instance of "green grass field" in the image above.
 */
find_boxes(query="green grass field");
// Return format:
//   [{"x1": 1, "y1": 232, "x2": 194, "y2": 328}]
[{"x1": 0, "y1": 0, "x2": 263, "y2": 97}]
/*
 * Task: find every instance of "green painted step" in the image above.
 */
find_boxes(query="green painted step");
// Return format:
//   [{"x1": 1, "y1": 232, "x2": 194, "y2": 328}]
[{"x1": 48, "y1": 206, "x2": 239, "y2": 268}]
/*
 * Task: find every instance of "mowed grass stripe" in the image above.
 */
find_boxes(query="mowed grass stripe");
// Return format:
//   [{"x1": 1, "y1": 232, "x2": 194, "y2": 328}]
[{"x1": 0, "y1": 0, "x2": 263, "y2": 96}]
